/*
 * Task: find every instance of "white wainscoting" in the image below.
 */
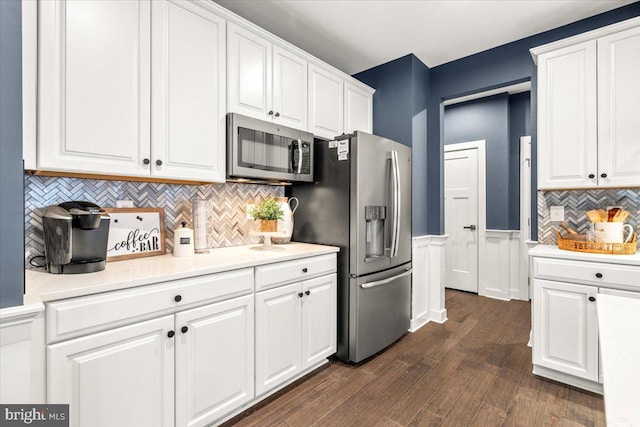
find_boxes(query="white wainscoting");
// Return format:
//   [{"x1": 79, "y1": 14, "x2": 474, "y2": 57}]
[
  {"x1": 0, "y1": 303, "x2": 45, "y2": 403},
  {"x1": 410, "y1": 235, "x2": 448, "y2": 332},
  {"x1": 481, "y1": 230, "x2": 530, "y2": 301}
]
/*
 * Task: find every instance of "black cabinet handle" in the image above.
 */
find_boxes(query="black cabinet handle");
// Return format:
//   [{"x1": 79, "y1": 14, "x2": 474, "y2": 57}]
[
  {"x1": 181, "y1": 326, "x2": 189, "y2": 334},
  {"x1": 167, "y1": 330, "x2": 175, "y2": 338},
  {"x1": 589, "y1": 296, "x2": 596, "y2": 302},
  {"x1": 275, "y1": 112, "x2": 280, "y2": 117},
  {"x1": 302, "y1": 268, "x2": 308, "y2": 273},
  {"x1": 305, "y1": 290, "x2": 310, "y2": 296},
  {"x1": 595, "y1": 273, "x2": 603, "y2": 279},
  {"x1": 268, "y1": 110, "x2": 274, "y2": 116},
  {"x1": 156, "y1": 159, "x2": 163, "y2": 166},
  {"x1": 588, "y1": 173, "x2": 595, "y2": 179},
  {"x1": 601, "y1": 173, "x2": 607, "y2": 178},
  {"x1": 143, "y1": 158, "x2": 150, "y2": 165},
  {"x1": 174, "y1": 295, "x2": 182, "y2": 302},
  {"x1": 298, "y1": 292, "x2": 304, "y2": 298}
]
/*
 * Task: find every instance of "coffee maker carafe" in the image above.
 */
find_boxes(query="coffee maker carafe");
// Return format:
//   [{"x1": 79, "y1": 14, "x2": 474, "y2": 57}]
[{"x1": 43, "y1": 201, "x2": 110, "y2": 274}]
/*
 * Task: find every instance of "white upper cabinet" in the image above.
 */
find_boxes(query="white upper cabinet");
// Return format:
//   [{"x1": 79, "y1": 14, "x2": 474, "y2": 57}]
[
  {"x1": 38, "y1": 0, "x2": 151, "y2": 177},
  {"x1": 227, "y1": 23, "x2": 308, "y2": 130},
  {"x1": 151, "y1": 0, "x2": 226, "y2": 182},
  {"x1": 344, "y1": 82, "x2": 374, "y2": 134},
  {"x1": 597, "y1": 26, "x2": 640, "y2": 188},
  {"x1": 535, "y1": 19, "x2": 640, "y2": 190},
  {"x1": 37, "y1": 0, "x2": 226, "y2": 182},
  {"x1": 537, "y1": 41, "x2": 598, "y2": 190},
  {"x1": 308, "y1": 63, "x2": 344, "y2": 139}
]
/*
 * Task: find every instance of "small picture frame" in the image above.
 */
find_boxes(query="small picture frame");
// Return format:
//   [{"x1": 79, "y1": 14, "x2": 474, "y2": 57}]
[{"x1": 104, "y1": 208, "x2": 166, "y2": 261}]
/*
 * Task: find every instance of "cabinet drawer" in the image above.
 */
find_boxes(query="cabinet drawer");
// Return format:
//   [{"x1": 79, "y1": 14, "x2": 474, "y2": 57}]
[
  {"x1": 46, "y1": 268, "x2": 254, "y2": 343},
  {"x1": 255, "y1": 254, "x2": 336, "y2": 291},
  {"x1": 533, "y1": 257, "x2": 640, "y2": 289}
]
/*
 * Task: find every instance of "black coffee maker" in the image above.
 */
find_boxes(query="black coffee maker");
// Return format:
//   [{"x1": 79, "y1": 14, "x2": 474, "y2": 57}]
[{"x1": 43, "y1": 201, "x2": 110, "y2": 274}]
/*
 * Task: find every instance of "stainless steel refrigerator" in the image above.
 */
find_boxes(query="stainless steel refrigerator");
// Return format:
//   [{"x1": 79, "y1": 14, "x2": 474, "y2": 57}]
[{"x1": 289, "y1": 131, "x2": 412, "y2": 363}]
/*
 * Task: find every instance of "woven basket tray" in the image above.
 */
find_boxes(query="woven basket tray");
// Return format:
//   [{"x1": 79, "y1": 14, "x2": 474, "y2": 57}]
[{"x1": 557, "y1": 231, "x2": 637, "y2": 255}]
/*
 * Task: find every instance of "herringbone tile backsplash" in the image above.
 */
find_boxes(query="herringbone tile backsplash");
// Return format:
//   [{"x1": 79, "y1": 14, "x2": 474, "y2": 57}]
[
  {"x1": 25, "y1": 175, "x2": 283, "y2": 264},
  {"x1": 538, "y1": 189, "x2": 640, "y2": 244}
]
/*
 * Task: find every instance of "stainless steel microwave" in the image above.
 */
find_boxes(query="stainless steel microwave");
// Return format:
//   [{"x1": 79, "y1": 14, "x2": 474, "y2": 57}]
[{"x1": 226, "y1": 113, "x2": 314, "y2": 183}]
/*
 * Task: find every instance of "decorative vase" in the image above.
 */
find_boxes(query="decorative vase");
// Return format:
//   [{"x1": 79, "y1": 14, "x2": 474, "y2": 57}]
[
  {"x1": 273, "y1": 197, "x2": 299, "y2": 244},
  {"x1": 259, "y1": 219, "x2": 277, "y2": 232}
]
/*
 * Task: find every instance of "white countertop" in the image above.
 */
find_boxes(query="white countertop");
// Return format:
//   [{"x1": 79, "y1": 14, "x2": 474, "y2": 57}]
[
  {"x1": 25, "y1": 242, "x2": 339, "y2": 304},
  {"x1": 597, "y1": 294, "x2": 640, "y2": 427},
  {"x1": 529, "y1": 244, "x2": 640, "y2": 266}
]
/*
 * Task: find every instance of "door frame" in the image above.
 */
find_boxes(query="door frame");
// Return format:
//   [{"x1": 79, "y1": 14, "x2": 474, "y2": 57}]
[
  {"x1": 520, "y1": 135, "x2": 532, "y2": 300},
  {"x1": 443, "y1": 140, "x2": 486, "y2": 294}
]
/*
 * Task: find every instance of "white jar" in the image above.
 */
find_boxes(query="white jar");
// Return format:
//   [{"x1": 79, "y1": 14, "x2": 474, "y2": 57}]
[
  {"x1": 173, "y1": 222, "x2": 194, "y2": 257},
  {"x1": 273, "y1": 197, "x2": 298, "y2": 244}
]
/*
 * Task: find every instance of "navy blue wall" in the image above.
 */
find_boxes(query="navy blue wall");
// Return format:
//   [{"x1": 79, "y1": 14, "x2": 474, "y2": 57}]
[
  {"x1": 444, "y1": 94, "x2": 510, "y2": 229},
  {"x1": 508, "y1": 92, "x2": 531, "y2": 230},
  {"x1": 354, "y1": 54, "x2": 431, "y2": 236},
  {"x1": 428, "y1": 3, "x2": 640, "y2": 237},
  {"x1": 0, "y1": 0, "x2": 24, "y2": 308}
]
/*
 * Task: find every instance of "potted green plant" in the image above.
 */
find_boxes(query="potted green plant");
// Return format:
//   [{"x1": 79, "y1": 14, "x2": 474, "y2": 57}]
[{"x1": 249, "y1": 198, "x2": 284, "y2": 232}]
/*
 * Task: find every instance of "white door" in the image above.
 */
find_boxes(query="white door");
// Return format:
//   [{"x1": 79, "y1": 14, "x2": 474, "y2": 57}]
[
  {"x1": 532, "y1": 279, "x2": 599, "y2": 382},
  {"x1": 308, "y1": 63, "x2": 344, "y2": 139},
  {"x1": 151, "y1": 0, "x2": 226, "y2": 182},
  {"x1": 301, "y1": 275, "x2": 337, "y2": 369},
  {"x1": 227, "y1": 22, "x2": 272, "y2": 120},
  {"x1": 48, "y1": 316, "x2": 175, "y2": 427},
  {"x1": 344, "y1": 82, "x2": 373, "y2": 134},
  {"x1": 38, "y1": 0, "x2": 151, "y2": 176},
  {"x1": 272, "y1": 45, "x2": 307, "y2": 130},
  {"x1": 255, "y1": 283, "x2": 302, "y2": 396},
  {"x1": 175, "y1": 295, "x2": 254, "y2": 427},
  {"x1": 537, "y1": 40, "x2": 598, "y2": 189},
  {"x1": 597, "y1": 26, "x2": 640, "y2": 188},
  {"x1": 444, "y1": 148, "x2": 479, "y2": 293}
]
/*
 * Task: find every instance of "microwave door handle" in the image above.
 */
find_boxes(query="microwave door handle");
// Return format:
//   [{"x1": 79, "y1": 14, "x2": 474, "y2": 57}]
[
  {"x1": 296, "y1": 139, "x2": 303, "y2": 174},
  {"x1": 290, "y1": 141, "x2": 296, "y2": 172}
]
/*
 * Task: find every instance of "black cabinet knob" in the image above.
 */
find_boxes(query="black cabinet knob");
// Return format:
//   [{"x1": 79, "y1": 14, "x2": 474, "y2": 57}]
[
  {"x1": 275, "y1": 112, "x2": 280, "y2": 117},
  {"x1": 156, "y1": 159, "x2": 163, "y2": 166},
  {"x1": 305, "y1": 290, "x2": 310, "y2": 296},
  {"x1": 268, "y1": 110, "x2": 274, "y2": 116},
  {"x1": 601, "y1": 173, "x2": 607, "y2": 178},
  {"x1": 167, "y1": 330, "x2": 175, "y2": 338},
  {"x1": 588, "y1": 173, "x2": 595, "y2": 179},
  {"x1": 174, "y1": 295, "x2": 182, "y2": 302},
  {"x1": 302, "y1": 268, "x2": 308, "y2": 273},
  {"x1": 589, "y1": 296, "x2": 596, "y2": 302},
  {"x1": 298, "y1": 292, "x2": 304, "y2": 298},
  {"x1": 181, "y1": 326, "x2": 189, "y2": 334},
  {"x1": 143, "y1": 158, "x2": 150, "y2": 165},
  {"x1": 595, "y1": 273, "x2": 603, "y2": 279}
]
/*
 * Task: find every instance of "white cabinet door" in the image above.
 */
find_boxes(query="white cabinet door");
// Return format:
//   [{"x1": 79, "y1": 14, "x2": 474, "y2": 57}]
[
  {"x1": 597, "y1": 26, "x2": 640, "y2": 188},
  {"x1": 272, "y1": 45, "x2": 307, "y2": 130},
  {"x1": 48, "y1": 316, "x2": 175, "y2": 427},
  {"x1": 175, "y1": 295, "x2": 254, "y2": 427},
  {"x1": 537, "y1": 40, "x2": 597, "y2": 190},
  {"x1": 344, "y1": 82, "x2": 373, "y2": 134},
  {"x1": 301, "y1": 275, "x2": 337, "y2": 369},
  {"x1": 255, "y1": 283, "x2": 302, "y2": 396},
  {"x1": 38, "y1": 0, "x2": 151, "y2": 176},
  {"x1": 227, "y1": 23, "x2": 272, "y2": 120},
  {"x1": 308, "y1": 63, "x2": 344, "y2": 139},
  {"x1": 151, "y1": 0, "x2": 226, "y2": 182},
  {"x1": 532, "y1": 279, "x2": 599, "y2": 382}
]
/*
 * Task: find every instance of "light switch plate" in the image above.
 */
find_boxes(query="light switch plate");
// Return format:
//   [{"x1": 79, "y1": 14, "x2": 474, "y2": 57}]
[
  {"x1": 550, "y1": 206, "x2": 564, "y2": 222},
  {"x1": 246, "y1": 204, "x2": 255, "y2": 220}
]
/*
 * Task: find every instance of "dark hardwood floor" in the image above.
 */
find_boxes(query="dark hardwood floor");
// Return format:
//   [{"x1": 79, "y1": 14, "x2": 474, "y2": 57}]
[{"x1": 225, "y1": 290, "x2": 605, "y2": 427}]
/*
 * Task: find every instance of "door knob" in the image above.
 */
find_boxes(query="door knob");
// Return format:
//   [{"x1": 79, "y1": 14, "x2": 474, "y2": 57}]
[{"x1": 463, "y1": 225, "x2": 477, "y2": 230}]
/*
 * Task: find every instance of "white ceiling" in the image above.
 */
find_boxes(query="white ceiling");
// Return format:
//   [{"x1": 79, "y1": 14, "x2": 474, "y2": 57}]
[{"x1": 214, "y1": 0, "x2": 635, "y2": 75}]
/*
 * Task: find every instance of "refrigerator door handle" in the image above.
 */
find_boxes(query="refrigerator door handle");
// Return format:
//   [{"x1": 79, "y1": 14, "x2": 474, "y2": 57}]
[
  {"x1": 392, "y1": 150, "x2": 401, "y2": 258},
  {"x1": 386, "y1": 151, "x2": 397, "y2": 257},
  {"x1": 360, "y1": 269, "x2": 413, "y2": 289}
]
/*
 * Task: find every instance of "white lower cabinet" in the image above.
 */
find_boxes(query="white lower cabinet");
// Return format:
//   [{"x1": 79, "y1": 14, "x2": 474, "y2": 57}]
[
  {"x1": 48, "y1": 315, "x2": 176, "y2": 427},
  {"x1": 532, "y1": 279, "x2": 599, "y2": 382},
  {"x1": 48, "y1": 295, "x2": 254, "y2": 427},
  {"x1": 255, "y1": 274, "x2": 337, "y2": 396}
]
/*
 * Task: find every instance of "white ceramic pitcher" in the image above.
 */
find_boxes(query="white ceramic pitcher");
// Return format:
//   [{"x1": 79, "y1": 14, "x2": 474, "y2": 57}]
[{"x1": 273, "y1": 197, "x2": 299, "y2": 244}]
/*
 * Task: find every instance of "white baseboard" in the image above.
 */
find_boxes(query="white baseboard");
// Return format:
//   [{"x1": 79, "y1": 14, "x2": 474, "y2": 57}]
[{"x1": 410, "y1": 235, "x2": 448, "y2": 332}]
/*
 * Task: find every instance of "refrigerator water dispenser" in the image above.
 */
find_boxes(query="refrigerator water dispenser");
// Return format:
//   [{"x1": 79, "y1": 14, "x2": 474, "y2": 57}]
[{"x1": 365, "y1": 206, "x2": 386, "y2": 260}]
